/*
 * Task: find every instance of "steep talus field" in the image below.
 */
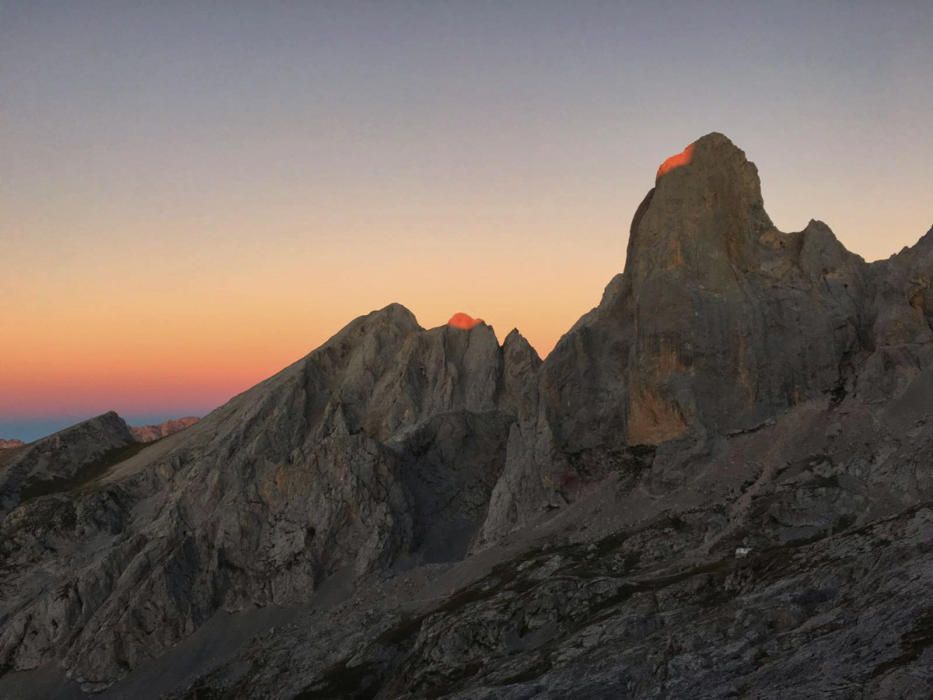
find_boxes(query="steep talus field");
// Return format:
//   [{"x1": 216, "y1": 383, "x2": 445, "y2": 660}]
[{"x1": 0, "y1": 133, "x2": 930, "y2": 699}]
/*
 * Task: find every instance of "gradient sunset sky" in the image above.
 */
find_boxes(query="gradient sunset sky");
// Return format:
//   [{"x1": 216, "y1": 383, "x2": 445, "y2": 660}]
[{"x1": 3, "y1": 1, "x2": 932, "y2": 440}]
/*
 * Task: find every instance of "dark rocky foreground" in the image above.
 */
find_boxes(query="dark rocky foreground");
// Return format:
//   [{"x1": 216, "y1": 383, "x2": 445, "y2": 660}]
[{"x1": 1, "y1": 133, "x2": 931, "y2": 699}]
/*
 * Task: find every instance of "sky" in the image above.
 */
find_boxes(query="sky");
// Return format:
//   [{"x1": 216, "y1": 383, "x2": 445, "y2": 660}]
[{"x1": 2, "y1": 1, "x2": 932, "y2": 441}]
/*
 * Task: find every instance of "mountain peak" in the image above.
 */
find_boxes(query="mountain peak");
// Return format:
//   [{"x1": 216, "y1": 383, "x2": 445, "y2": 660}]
[
  {"x1": 0, "y1": 410, "x2": 135, "y2": 517},
  {"x1": 656, "y1": 143, "x2": 693, "y2": 179},
  {"x1": 653, "y1": 132, "x2": 756, "y2": 186},
  {"x1": 372, "y1": 302, "x2": 419, "y2": 323},
  {"x1": 503, "y1": 327, "x2": 527, "y2": 345},
  {"x1": 503, "y1": 327, "x2": 541, "y2": 364},
  {"x1": 334, "y1": 303, "x2": 421, "y2": 340},
  {"x1": 655, "y1": 131, "x2": 758, "y2": 186},
  {"x1": 654, "y1": 132, "x2": 739, "y2": 178},
  {"x1": 74, "y1": 410, "x2": 131, "y2": 438},
  {"x1": 447, "y1": 312, "x2": 484, "y2": 329},
  {"x1": 3, "y1": 132, "x2": 932, "y2": 698},
  {"x1": 626, "y1": 132, "x2": 771, "y2": 287}
]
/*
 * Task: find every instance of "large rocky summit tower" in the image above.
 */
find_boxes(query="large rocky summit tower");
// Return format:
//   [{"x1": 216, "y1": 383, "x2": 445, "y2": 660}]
[
  {"x1": 1, "y1": 133, "x2": 931, "y2": 699},
  {"x1": 547, "y1": 134, "x2": 862, "y2": 445}
]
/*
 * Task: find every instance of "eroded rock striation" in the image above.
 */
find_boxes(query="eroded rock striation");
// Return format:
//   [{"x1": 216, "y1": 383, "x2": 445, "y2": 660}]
[{"x1": 0, "y1": 133, "x2": 931, "y2": 699}]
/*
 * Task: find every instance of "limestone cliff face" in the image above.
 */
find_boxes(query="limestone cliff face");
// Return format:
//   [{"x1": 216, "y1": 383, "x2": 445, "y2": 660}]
[
  {"x1": 481, "y1": 136, "x2": 933, "y2": 550},
  {"x1": 544, "y1": 133, "x2": 865, "y2": 449},
  {"x1": 1, "y1": 134, "x2": 931, "y2": 698},
  {"x1": 0, "y1": 305, "x2": 539, "y2": 687},
  {"x1": 480, "y1": 133, "x2": 874, "y2": 539}
]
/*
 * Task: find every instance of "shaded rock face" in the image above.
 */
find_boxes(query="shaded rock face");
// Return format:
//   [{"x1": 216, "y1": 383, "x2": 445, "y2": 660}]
[
  {"x1": 484, "y1": 134, "x2": 926, "y2": 539},
  {"x1": 0, "y1": 307, "x2": 539, "y2": 689},
  {"x1": 0, "y1": 411, "x2": 135, "y2": 517},
  {"x1": 130, "y1": 417, "x2": 200, "y2": 443},
  {"x1": 546, "y1": 134, "x2": 864, "y2": 449},
  {"x1": 208, "y1": 499, "x2": 930, "y2": 700},
  {"x1": 1, "y1": 133, "x2": 931, "y2": 698}
]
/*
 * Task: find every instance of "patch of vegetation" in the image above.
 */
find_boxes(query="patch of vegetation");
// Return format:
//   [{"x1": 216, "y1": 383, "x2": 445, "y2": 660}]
[{"x1": 18, "y1": 439, "x2": 157, "y2": 503}]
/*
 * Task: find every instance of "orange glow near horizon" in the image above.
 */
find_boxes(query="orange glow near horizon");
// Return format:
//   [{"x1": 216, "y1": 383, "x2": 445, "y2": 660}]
[
  {"x1": 5, "y1": 4, "x2": 933, "y2": 432},
  {"x1": 447, "y1": 312, "x2": 484, "y2": 329},
  {"x1": 656, "y1": 143, "x2": 694, "y2": 180},
  {"x1": 4, "y1": 139, "x2": 930, "y2": 425},
  {"x1": 4, "y1": 144, "x2": 929, "y2": 425},
  {"x1": 0, "y1": 260, "x2": 599, "y2": 420}
]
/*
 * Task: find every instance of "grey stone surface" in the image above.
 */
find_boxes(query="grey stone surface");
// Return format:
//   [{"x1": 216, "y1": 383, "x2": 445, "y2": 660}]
[
  {"x1": 1, "y1": 133, "x2": 931, "y2": 698},
  {"x1": 0, "y1": 411, "x2": 135, "y2": 517}
]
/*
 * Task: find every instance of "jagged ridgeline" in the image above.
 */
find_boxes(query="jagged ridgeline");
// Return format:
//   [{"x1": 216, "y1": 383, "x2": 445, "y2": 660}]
[{"x1": 1, "y1": 134, "x2": 931, "y2": 699}]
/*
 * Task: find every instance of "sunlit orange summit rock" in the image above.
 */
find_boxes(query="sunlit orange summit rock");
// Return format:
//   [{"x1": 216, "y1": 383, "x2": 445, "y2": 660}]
[
  {"x1": 447, "y1": 312, "x2": 483, "y2": 329},
  {"x1": 656, "y1": 142, "x2": 694, "y2": 180}
]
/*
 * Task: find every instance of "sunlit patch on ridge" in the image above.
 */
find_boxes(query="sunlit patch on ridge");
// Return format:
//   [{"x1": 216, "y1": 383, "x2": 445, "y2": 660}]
[
  {"x1": 656, "y1": 143, "x2": 694, "y2": 180},
  {"x1": 448, "y1": 312, "x2": 483, "y2": 329}
]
